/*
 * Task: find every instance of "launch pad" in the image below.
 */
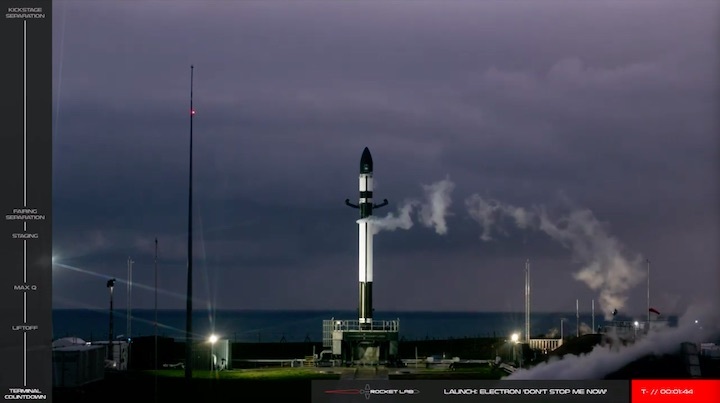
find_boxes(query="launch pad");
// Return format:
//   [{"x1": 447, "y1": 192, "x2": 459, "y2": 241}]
[{"x1": 322, "y1": 319, "x2": 399, "y2": 364}]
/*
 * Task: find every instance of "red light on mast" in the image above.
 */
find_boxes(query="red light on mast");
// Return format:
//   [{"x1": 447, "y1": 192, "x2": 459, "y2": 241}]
[{"x1": 191, "y1": 109, "x2": 196, "y2": 116}]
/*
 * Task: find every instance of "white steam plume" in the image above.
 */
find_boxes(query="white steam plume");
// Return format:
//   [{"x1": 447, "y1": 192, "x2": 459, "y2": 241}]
[
  {"x1": 538, "y1": 207, "x2": 645, "y2": 320},
  {"x1": 466, "y1": 195, "x2": 645, "y2": 319},
  {"x1": 507, "y1": 302, "x2": 720, "y2": 380},
  {"x1": 365, "y1": 177, "x2": 455, "y2": 235},
  {"x1": 419, "y1": 177, "x2": 455, "y2": 235},
  {"x1": 466, "y1": 195, "x2": 533, "y2": 241},
  {"x1": 366, "y1": 200, "x2": 418, "y2": 233}
]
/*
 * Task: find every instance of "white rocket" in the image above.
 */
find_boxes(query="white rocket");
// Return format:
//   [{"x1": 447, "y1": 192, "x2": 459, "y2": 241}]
[{"x1": 345, "y1": 147, "x2": 388, "y2": 328}]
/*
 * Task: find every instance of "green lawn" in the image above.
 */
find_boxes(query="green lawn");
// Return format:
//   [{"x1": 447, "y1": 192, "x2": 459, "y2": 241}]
[
  {"x1": 54, "y1": 367, "x2": 505, "y2": 403},
  {"x1": 390, "y1": 367, "x2": 504, "y2": 380},
  {"x1": 144, "y1": 367, "x2": 342, "y2": 380},
  {"x1": 143, "y1": 366, "x2": 503, "y2": 380}
]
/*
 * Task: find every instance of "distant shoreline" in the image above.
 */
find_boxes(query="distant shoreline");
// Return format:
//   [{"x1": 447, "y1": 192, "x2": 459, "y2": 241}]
[{"x1": 52, "y1": 308, "x2": 672, "y2": 316}]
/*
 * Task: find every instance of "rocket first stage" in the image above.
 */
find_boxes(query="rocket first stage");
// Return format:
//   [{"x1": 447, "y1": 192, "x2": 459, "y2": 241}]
[{"x1": 345, "y1": 147, "x2": 388, "y2": 329}]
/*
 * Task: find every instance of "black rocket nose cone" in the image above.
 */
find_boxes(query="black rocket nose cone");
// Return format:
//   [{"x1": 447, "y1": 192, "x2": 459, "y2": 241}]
[{"x1": 360, "y1": 147, "x2": 373, "y2": 173}]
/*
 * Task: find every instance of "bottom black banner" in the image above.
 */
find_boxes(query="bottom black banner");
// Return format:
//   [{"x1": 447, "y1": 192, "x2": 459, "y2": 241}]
[{"x1": 312, "y1": 380, "x2": 629, "y2": 402}]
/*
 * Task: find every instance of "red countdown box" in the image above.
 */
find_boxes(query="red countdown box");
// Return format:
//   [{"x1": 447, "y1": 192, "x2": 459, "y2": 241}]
[{"x1": 632, "y1": 380, "x2": 720, "y2": 403}]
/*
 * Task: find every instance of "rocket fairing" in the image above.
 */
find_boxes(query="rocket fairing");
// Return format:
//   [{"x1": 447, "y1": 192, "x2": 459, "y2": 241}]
[{"x1": 345, "y1": 147, "x2": 388, "y2": 328}]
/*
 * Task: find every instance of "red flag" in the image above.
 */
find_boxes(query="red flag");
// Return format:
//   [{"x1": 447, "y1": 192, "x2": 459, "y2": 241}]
[{"x1": 649, "y1": 307, "x2": 660, "y2": 315}]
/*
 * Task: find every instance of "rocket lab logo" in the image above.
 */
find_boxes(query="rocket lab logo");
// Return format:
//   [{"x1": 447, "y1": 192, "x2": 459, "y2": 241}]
[{"x1": 324, "y1": 384, "x2": 420, "y2": 399}]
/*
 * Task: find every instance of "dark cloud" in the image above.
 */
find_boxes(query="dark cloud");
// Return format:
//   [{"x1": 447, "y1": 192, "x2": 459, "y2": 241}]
[{"x1": 52, "y1": 1, "x2": 719, "y2": 314}]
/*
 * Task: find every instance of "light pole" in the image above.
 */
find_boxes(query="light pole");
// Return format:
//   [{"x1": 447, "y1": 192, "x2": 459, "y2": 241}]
[
  {"x1": 127, "y1": 257, "x2": 134, "y2": 370},
  {"x1": 510, "y1": 333, "x2": 519, "y2": 364},
  {"x1": 525, "y1": 259, "x2": 530, "y2": 342},
  {"x1": 576, "y1": 299, "x2": 579, "y2": 337},
  {"x1": 154, "y1": 238, "x2": 159, "y2": 403},
  {"x1": 127, "y1": 257, "x2": 134, "y2": 340},
  {"x1": 208, "y1": 334, "x2": 218, "y2": 371},
  {"x1": 646, "y1": 259, "x2": 651, "y2": 324},
  {"x1": 106, "y1": 279, "x2": 116, "y2": 360}
]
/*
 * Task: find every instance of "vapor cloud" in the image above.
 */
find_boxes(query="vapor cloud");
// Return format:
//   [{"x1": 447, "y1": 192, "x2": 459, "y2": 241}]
[
  {"x1": 466, "y1": 195, "x2": 646, "y2": 319},
  {"x1": 364, "y1": 177, "x2": 455, "y2": 236},
  {"x1": 419, "y1": 177, "x2": 455, "y2": 235},
  {"x1": 507, "y1": 302, "x2": 720, "y2": 380}
]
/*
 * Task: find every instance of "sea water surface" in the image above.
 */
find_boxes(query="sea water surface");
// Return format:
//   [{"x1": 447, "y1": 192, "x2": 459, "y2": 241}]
[{"x1": 52, "y1": 309, "x2": 659, "y2": 342}]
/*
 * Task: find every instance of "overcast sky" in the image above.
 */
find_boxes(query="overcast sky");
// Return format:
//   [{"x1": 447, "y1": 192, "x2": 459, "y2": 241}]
[{"x1": 51, "y1": 1, "x2": 719, "y2": 318}]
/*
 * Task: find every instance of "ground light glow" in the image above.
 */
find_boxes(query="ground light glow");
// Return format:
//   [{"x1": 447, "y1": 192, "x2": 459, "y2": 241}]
[{"x1": 51, "y1": 261, "x2": 211, "y2": 340}]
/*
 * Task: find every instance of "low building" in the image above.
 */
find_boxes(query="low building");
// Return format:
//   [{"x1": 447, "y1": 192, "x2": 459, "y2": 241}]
[{"x1": 52, "y1": 337, "x2": 105, "y2": 388}]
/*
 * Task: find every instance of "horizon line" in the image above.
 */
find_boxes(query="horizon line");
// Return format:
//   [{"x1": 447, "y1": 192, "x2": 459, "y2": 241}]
[{"x1": 51, "y1": 307, "x2": 679, "y2": 316}]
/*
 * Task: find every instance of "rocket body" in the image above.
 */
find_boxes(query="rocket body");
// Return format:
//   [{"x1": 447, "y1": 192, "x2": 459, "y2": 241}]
[
  {"x1": 358, "y1": 148, "x2": 374, "y2": 326},
  {"x1": 347, "y1": 148, "x2": 388, "y2": 329}
]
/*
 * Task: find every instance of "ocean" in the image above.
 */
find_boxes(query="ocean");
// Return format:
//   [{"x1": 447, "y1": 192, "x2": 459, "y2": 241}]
[{"x1": 52, "y1": 309, "x2": 662, "y2": 343}]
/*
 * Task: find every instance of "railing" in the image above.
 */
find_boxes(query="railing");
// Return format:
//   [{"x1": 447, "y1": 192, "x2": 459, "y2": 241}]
[
  {"x1": 528, "y1": 338, "x2": 562, "y2": 351},
  {"x1": 327, "y1": 319, "x2": 399, "y2": 332},
  {"x1": 600, "y1": 320, "x2": 651, "y2": 338},
  {"x1": 323, "y1": 318, "x2": 400, "y2": 347},
  {"x1": 232, "y1": 359, "x2": 306, "y2": 368},
  {"x1": 322, "y1": 320, "x2": 334, "y2": 347}
]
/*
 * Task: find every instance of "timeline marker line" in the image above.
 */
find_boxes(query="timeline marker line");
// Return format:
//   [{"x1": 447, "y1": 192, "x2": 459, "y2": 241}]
[
  {"x1": 22, "y1": 19, "x2": 28, "y2": 390},
  {"x1": 24, "y1": 19, "x2": 27, "y2": 207},
  {"x1": 23, "y1": 332, "x2": 27, "y2": 386}
]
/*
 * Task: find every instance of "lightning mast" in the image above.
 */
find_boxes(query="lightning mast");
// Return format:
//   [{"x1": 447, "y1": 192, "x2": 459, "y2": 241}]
[{"x1": 185, "y1": 65, "x2": 195, "y2": 381}]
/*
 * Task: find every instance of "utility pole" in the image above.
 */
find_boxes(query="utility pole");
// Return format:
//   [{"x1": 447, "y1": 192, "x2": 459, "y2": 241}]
[{"x1": 107, "y1": 279, "x2": 116, "y2": 360}]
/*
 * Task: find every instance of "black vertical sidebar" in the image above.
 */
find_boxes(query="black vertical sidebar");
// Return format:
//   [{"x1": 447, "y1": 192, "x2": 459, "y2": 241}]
[{"x1": 0, "y1": 2, "x2": 52, "y2": 401}]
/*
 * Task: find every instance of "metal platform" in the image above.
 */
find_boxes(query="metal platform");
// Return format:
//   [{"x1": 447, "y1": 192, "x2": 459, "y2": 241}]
[
  {"x1": 323, "y1": 318, "x2": 400, "y2": 363},
  {"x1": 323, "y1": 318, "x2": 400, "y2": 347}
]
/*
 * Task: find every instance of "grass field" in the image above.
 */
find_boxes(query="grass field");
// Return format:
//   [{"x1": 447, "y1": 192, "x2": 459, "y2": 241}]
[
  {"x1": 55, "y1": 369, "x2": 324, "y2": 402},
  {"x1": 53, "y1": 366, "x2": 505, "y2": 402},
  {"x1": 389, "y1": 367, "x2": 504, "y2": 380},
  {"x1": 145, "y1": 367, "x2": 342, "y2": 380}
]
